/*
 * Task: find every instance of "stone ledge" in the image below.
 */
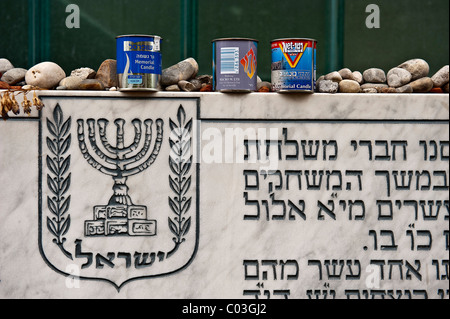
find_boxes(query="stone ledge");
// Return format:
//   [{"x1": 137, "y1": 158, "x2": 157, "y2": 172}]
[
  {"x1": 2, "y1": 90, "x2": 448, "y2": 121},
  {"x1": 0, "y1": 90, "x2": 448, "y2": 298}
]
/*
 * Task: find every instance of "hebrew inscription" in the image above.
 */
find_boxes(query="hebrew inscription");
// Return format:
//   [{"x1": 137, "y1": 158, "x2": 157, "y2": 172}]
[{"x1": 201, "y1": 120, "x2": 449, "y2": 299}]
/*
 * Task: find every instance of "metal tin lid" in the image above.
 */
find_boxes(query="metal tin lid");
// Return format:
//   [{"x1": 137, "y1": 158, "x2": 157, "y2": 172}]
[
  {"x1": 271, "y1": 38, "x2": 317, "y2": 42},
  {"x1": 116, "y1": 34, "x2": 163, "y2": 40},
  {"x1": 212, "y1": 37, "x2": 259, "y2": 43}
]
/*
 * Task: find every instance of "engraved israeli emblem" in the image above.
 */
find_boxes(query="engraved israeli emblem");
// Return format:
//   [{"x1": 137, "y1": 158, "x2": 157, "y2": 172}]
[{"x1": 39, "y1": 97, "x2": 199, "y2": 290}]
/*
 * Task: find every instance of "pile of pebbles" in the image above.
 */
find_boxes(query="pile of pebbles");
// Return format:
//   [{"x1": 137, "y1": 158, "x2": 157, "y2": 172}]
[
  {"x1": 2, "y1": 57, "x2": 448, "y2": 94},
  {"x1": 0, "y1": 57, "x2": 214, "y2": 92},
  {"x1": 161, "y1": 58, "x2": 213, "y2": 92},
  {"x1": 1, "y1": 58, "x2": 110, "y2": 91},
  {"x1": 316, "y1": 58, "x2": 449, "y2": 94},
  {"x1": 1, "y1": 58, "x2": 28, "y2": 89}
]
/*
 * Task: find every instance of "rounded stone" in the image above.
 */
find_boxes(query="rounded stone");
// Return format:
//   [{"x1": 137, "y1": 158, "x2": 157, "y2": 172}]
[
  {"x1": 431, "y1": 65, "x2": 449, "y2": 88},
  {"x1": 379, "y1": 87, "x2": 397, "y2": 93},
  {"x1": 398, "y1": 58, "x2": 429, "y2": 81},
  {"x1": 361, "y1": 83, "x2": 389, "y2": 90},
  {"x1": 387, "y1": 67, "x2": 412, "y2": 88},
  {"x1": 189, "y1": 78, "x2": 203, "y2": 91},
  {"x1": 339, "y1": 80, "x2": 361, "y2": 93},
  {"x1": 0, "y1": 58, "x2": 14, "y2": 74},
  {"x1": 196, "y1": 74, "x2": 213, "y2": 85},
  {"x1": 396, "y1": 84, "x2": 413, "y2": 93},
  {"x1": 362, "y1": 88, "x2": 378, "y2": 93},
  {"x1": 257, "y1": 81, "x2": 273, "y2": 91},
  {"x1": 95, "y1": 59, "x2": 118, "y2": 88},
  {"x1": 351, "y1": 71, "x2": 364, "y2": 84},
  {"x1": 324, "y1": 71, "x2": 342, "y2": 83},
  {"x1": 71, "y1": 67, "x2": 96, "y2": 80},
  {"x1": 317, "y1": 80, "x2": 339, "y2": 93},
  {"x1": 1, "y1": 68, "x2": 28, "y2": 85},
  {"x1": 409, "y1": 77, "x2": 434, "y2": 93},
  {"x1": 78, "y1": 79, "x2": 105, "y2": 90},
  {"x1": 21, "y1": 85, "x2": 33, "y2": 90},
  {"x1": 165, "y1": 84, "x2": 181, "y2": 91},
  {"x1": 443, "y1": 83, "x2": 449, "y2": 93},
  {"x1": 25, "y1": 62, "x2": 66, "y2": 89},
  {"x1": 59, "y1": 76, "x2": 83, "y2": 90},
  {"x1": 178, "y1": 80, "x2": 196, "y2": 92},
  {"x1": 363, "y1": 68, "x2": 386, "y2": 83},
  {"x1": 161, "y1": 58, "x2": 199, "y2": 86},
  {"x1": 315, "y1": 75, "x2": 325, "y2": 90},
  {"x1": 338, "y1": 68, "x2": 353, "y2": 80}
]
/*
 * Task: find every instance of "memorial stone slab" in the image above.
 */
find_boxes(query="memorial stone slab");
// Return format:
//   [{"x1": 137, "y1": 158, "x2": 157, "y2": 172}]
[{"x1": 0, "y1": 91, "x2": 448, "y2": 299}]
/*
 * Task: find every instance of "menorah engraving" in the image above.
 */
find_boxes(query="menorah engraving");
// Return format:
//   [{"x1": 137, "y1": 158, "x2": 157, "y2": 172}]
[{"x1": 77, "y1": 117, "x2": 164, "y2": 237}]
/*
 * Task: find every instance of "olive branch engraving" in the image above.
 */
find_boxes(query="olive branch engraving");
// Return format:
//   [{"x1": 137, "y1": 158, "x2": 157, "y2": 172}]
[
  {"x1": 46, "y1": 104, "x2": 72, "y2": 260},
  {"x1": 167, "y1": 105, "x2": 193, "y2": 258}
]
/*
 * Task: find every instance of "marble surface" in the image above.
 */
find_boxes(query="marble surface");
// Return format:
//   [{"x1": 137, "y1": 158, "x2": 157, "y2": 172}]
[{"x1": 0, "y1": 91, "x2": 448, "y2": 299}]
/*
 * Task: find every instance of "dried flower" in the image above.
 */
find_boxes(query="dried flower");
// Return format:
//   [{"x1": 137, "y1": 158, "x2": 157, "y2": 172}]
[
  {"x1": 1, "y1": 92, "x2": 13, "y2": 112},
  {"x1": 0, "y1": 96, "x2": 4, "y2": 119},
  {"x1": 33, "y1": 91, "x2": 44, "y2": 110},
  {"x1": 1, "y1": 93, "x2": 9, "y2": 120},
  {"x1": 11, "y1": 93, "x2": 20, "y2": 115},
  {"x1": 22, "y1": 94, "x2": 33, "y2": 116},
  {"x1": 1, "y1": 110, "x2": 9, "y2": 120}
]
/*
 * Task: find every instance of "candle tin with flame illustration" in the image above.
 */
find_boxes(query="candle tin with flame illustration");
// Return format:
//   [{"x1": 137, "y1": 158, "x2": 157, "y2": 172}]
[
  {"x1": 212, "y1": 38, "x2": 258, "y2": 92},
  {"x1": 116, "y1": 35, "x2": 162, "y2": 91},
  {"x1": 271, "y1": 38, "x2": 316, "y2": 93}
]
